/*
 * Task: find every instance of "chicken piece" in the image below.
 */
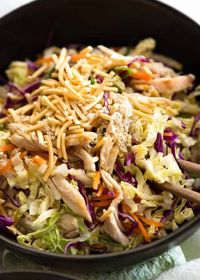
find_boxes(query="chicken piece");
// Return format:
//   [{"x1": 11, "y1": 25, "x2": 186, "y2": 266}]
[
  {"x1": 150, "y1": 74, "x2": 195, "y2": 97},
  {"x1": 148, "y1": 62, "x2": 176, "y2": 77},
  {"x1": 100, "y1": 135, "x2": 113, "y2": 170},
  {"x1": 51, "y1": 175, "x2": 91, "y2": 222},
  {"x1": 10, "y1": 133, "x2": 46, "y2": 152},
  {"x1": 103, "y1": 212, "x2": 129, "y2": 246},
  {"x1": 72, "y1": 147, "x2": 96, "y2": 172},
  {"x1": 65, "y1": 132, "x2": 97, "y2": 147},
  {"x1": 101, "y1": 170, "x2": 123, "y2": 203},
  {"x1": 68, "y1": 168, "x2": 93, "y2": 186},
  {"x1": 58, "y1": 213, "x2": 79, "y2": 238}
]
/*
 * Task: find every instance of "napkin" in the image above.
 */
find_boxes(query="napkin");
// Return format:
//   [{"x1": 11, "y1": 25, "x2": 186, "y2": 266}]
[{"x1": 0, "y1": 245, "x2": 185, "y2": 280}]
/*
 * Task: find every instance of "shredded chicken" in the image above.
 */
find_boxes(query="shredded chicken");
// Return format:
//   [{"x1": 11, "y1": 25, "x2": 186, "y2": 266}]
[
  {"x1": 10, "y1": 133, "x2": 46, "y2": 151},
  {"x1": 51, "y1": 175, "x2": 92, "y2": 222},
  {"x1": 103, "y1": 212, "x2": 129, "y2": 246}
]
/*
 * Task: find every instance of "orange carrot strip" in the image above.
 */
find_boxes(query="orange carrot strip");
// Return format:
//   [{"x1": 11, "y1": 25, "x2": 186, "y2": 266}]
[
  {"x1": 0, "y1": 144, "x2": 16, "y2": 153},
  {"x1": 123, "y1": 204, "x2": 151, "y2": 242},
  {"x1": 131, "y1": 213, "x2": 151, "y2": 242},
  {"x1": 138, "y1": 215, "x2": 163, "y2": 228},
  {"x1": 71, "y1": 53, "x2": 86, "y2": 63},
  {"x1": 31, "y1": 155, "x2": 47, "y2": 165},
  {"x1": 92, "y1": 195, "x2": 114, "y2": 201},
  {"x1": 96, "y1": 184, "x2": 104, "y2": 197},
  {"x1": 91, "y1": 200, "x2": 112, "y2": 208},
  {"x1": 0, "y1": 160, "x2": 14, "y2": 175},
  {"x1": 93, "y1": 171, "x2": 101, "y2": 190},
  {"x1": 35, "y1": 56, "x2": 53, "y2": 65},
  {"x1": 131, "y1": 71, "x2": 152, "y2": 81}
]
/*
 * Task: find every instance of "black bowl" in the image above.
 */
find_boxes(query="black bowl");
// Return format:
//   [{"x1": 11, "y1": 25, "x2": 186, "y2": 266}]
[
  {"x1": 0, "y1": 271, "x2": 77, "y2": 280},
  {"x1": 0, "y1": 0, "x2": 200, "y2": 273}
]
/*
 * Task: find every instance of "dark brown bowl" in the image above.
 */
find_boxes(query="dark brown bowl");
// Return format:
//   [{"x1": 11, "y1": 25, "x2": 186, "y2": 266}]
[{"x1": 0, "y1": 0, "x2": 200, "y2": 273}]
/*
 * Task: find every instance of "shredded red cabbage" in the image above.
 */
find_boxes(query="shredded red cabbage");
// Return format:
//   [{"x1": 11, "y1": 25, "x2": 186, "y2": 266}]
[
  {"x1": 96, "y1": 75, "x2": 104, "y2": 84},
  {"x1": 189, "y1": 112, "x2": 200, "y2": 137},
  {"x1": 154, "y1": 133, "x2": 164, "y2": 154},
  {"x1": 131, "y1": 136, "x2": 138, "y2": 145},
  {"x1": 181, "y1": 121, "x2": 186, "y2": 129},
  {"x1": 8, "y1": 82, "x2": 25, "y2": 96},
  {"x1": 125, "y1": 152, "x2": 134, "y2": 166},
  {"x1": 23, "y1": 80, "x2": 40, "y2": 93},
  {"x1": 102, "y1": 189, "x2": 115, "y2": 198},
  {"x1": 64, "y1": 241, "x2": 86, "y2": 254},
  {"x1": 163, "y1": 128, "x2": 178, "y2": 158},
  {"x1": 128, "y1": 56, "x2": 150, "y2": 67},
  {"x1": 115, "y1": 161, "x2": 137, "y2": 186},
  {"x1": 103, "y1": 92, "x2": 110, "y2": 112},
  {"x1": 0, "y1": 214, "x2": 14, "y2": 231},
  {"x1": 161, "y1": 197, "x2": 179, "y2": 223},
  {"x1": 0, "y1": 187, "x2": 19, "y2": 207},
  {"x1": 27, "y1": 61, "x2": 39, "y2": 71}
]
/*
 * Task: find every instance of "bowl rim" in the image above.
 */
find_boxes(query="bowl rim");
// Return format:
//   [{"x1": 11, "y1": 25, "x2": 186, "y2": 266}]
[{"x1": 0, "y1": 0, "x2": 200, "y2": 261}]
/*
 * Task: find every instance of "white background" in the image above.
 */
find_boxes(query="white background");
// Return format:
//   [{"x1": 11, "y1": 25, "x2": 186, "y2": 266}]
[{"x1": 0, "y1": 0, "x2": 200, "y2": 25}]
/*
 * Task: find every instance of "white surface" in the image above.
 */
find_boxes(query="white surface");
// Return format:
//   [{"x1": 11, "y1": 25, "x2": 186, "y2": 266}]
[{"x1": 0, "y1": 0, "x2": 200, "y2": 279}]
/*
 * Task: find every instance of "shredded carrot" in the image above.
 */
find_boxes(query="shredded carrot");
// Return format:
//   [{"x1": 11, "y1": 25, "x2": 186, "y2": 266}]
[
  {"x1": 131, "y1": 213, "x2": 151, "y2": 242},
  {"x1": 131, "y1": 71, "x2": 152, "y2": 81},
  {"x1": 96, "y1": 184, "x2": 104, "y2": 197},
  {"x1": 31, "y1": 155, "x2": 47, "y2": 165},
  {"x1": 0, "y1": 160, "x2": 14, "y2": 175},
  {"x1": 138, "y1": 215, "x2": 163, "y2": 228},
  {"x1": 71, "y1": 47, "x2": 91, "y2": 62},
  {"x1": 92, "y1": 195, "x2": 114, "y2": 201},
  {"x1": 93, "y1": 171, "x2": 101, "y2": 190},
  {"x1": 123, "y1": 204, "x2": 151, "y2": 242},
  {"x1": 35, "y1": 56, "x2": 53, "y2": 65},
  {"x1": 71, "y1": 53, "x2": 86, "y2": 63},
  {"x1": 91, "y1": 200, "x2": 112, "y2": 208},
  {"x1": 163, "y1": 132, "x2": 173, "y2": 137},
  {"x1": 0, "y1": 144, "x2": 16, "y2": 153}
]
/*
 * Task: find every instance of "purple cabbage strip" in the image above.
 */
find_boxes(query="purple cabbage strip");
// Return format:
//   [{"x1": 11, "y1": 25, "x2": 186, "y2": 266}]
[
  {"x1": 102, "y1": 189, "x2": 115, "y2": 197},
  {"x1": 154, "y1": 133, "x2": 164, "y2": 154},
  {"x1": 8, "y1": 82, "x2": 25, "y2": 96},
  {"x1": 118, "y1": 209, "x2": 137, "y2": 236},
  {"x1": 181, "y1": 121, "x2": 186, "y2": 129},
  {"x1": 163, "y1": 128, "x2": 178, "y2": 158},
  {"x1": 128, "y1": 56, "x2": 150, "y2": 67},
  {"x1": 23, "y1": 80, "x2": 40, "y2": 93},
  {"x1": 125, "y1": 152, "x2": 134, "y2": 166},
  {"x1": 0, "y1": 214, "x2": 14, "y2": 231},
  {"x1": 77, "y1": 180, "x2": 96, "y2": 226},
  {"x1": 64, "y1": 241, "x2": 86, "y2": 254},
  {"x1": 96, "y1": 75, "x2": 104, "y2": 84},
  {"x1": 161, "y1": 197, "x2": 179, "y2": 223},
  {"x1": 131, "y1": 136, "x2": 138, "y2": 145},
  {"x1": 27, "y1": 60, "x2": 39, "y2": 71},
  {"x1": 189, "y1": 112, "x2": 200, "y2": 136},
  {"x1": 0, "y1": 187, "x2": 20, "y2": 207},
  {"x1": 115, "y1": 161, "x2": 137, "y2": 186},
  {"x1": 103, "y1": 92, "x2": 110, "y2": 112}
]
